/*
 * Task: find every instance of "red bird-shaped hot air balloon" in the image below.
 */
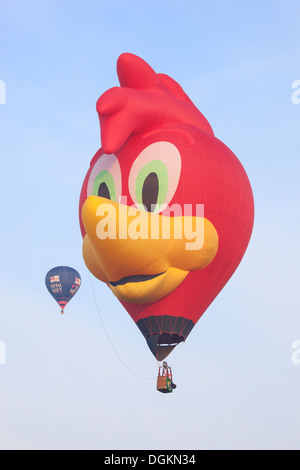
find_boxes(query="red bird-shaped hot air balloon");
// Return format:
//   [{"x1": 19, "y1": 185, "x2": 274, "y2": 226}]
[{"x1": 79, "y1": 53, "x2": 254, "y2": 361}]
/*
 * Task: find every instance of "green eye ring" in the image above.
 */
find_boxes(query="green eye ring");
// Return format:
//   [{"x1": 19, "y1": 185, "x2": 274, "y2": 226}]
[
  {"x1": 92, "y1": 170, "x2": 117, "y2": 201},
  {"x1": 135, "y1": 160, "x2": 168, "y2": 212},
  {"x1": 129, "y1": 142, "x2": 182, "y2": 213}
]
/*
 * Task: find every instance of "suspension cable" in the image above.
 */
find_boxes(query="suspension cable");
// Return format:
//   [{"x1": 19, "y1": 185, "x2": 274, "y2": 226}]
[{"x1": 88, "y1": 271, "x2": 157, "y2": 381}]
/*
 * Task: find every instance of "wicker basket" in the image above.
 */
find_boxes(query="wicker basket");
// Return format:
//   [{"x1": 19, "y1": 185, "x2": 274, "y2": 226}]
[{"x1": 157, "y1": 375, "x2": 173, "y2": 393}]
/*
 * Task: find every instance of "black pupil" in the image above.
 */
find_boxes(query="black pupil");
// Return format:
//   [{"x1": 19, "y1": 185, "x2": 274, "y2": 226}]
[
  {"x1": 98, "y1": 182, "x2": 111, "y2": 199},
  {"x1": 142, "y1": 172, "x2": 159, "y2": 212}
]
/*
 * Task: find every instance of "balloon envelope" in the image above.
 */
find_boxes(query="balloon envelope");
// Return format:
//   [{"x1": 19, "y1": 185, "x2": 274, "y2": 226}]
[
  {"x1": 79, "y1": 54, "x2": 254, "y2": 360},
  {"x1": 45, "y1": 266, "x2": 81, "y2": 313}
]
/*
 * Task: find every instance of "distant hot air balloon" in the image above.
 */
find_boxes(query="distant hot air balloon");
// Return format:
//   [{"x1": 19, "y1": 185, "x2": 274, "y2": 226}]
[
  {"x1": 79, "y1": 53, "x2": 254, "y2": 364},
  {"x1": 45, "y1": 266, "x2": 81, "y2": 314}
]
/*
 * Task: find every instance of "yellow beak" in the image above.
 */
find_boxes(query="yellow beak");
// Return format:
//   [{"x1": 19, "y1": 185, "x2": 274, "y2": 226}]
[{"x1": 82, "y1": 196, "x2": 218, "y2": 303}]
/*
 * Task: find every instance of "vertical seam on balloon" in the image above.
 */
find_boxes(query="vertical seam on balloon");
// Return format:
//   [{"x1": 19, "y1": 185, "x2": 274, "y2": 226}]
[
  {"x1": 168, "y1": 315, "x2": 172, "y2": 335},
  {"x1": 177, "y1": 317, "x2": 183, "y2": 337},
  {"x1": 181, "y1": 318, "x2": 187, "y2": 338},
  {"x1": 154, "y1": 316, "x2": 161, "y2": 335},
  {"x1": 159, "y1": 316, "x2": 163, "y2": 334},
  {"x1": 146, "y1": 317, "x2": 151, "y2": 336},
  {"x1": 170, "y1": 316, "x2": 174, "y2": 336}
]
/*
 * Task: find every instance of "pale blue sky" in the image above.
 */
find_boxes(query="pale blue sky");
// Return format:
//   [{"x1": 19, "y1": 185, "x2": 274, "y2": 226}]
[{"x1": 1, "y1": 0, "x2": 300, "y2": 450}]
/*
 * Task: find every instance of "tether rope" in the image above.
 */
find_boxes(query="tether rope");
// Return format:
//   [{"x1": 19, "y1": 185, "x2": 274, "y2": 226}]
[{"x1": 88, "y1": 271, "x2": 157, "y2": 381}]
